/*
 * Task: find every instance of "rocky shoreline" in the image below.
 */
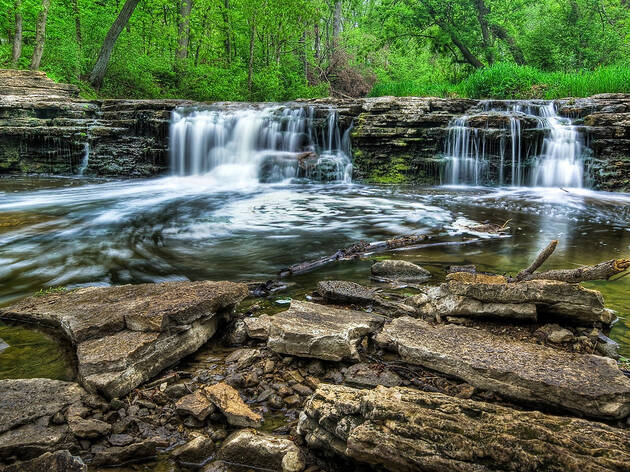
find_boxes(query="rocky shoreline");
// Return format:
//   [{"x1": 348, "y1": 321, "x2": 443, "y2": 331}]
[
  {"x1": 1, "y1": 253, "x2": 630, "y2": 472},
  {"x1": 1, "y1": 70, "x2": 629, "y2": 191}
]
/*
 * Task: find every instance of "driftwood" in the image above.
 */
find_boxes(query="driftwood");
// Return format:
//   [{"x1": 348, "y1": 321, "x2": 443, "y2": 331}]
[
  {"x1": 278, "y1": 234, "x2": 427, "y2": 277},
  {"x1": 509, "y1": 240, "x2": 630, "y2": 283}
]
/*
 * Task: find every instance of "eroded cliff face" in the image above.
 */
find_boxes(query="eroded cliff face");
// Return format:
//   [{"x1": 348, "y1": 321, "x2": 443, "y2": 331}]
[{"x1": 1, "y1": 70, "x2": 629, "y2": 191}]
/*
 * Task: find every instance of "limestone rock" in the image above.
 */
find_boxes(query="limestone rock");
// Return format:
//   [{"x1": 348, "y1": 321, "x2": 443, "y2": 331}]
[
  {"x1": 175, "y1": 391, "x2": 216, "y2": 421},
  {"x1": 90, "y1": 439, "x2": 165, "y2": 466},
  {"x1": 317, "y1": 280, "x2": 379, "y2": 305},
  {"x1": 204, "y1": 382, "x2": 262, "y2": 428},
  {"x1": 218, "y1": 429, "x2": 305, "y2": 472},
  {"x1": 343, "y1": 363, "x2": 401, "y2": 388},
  {"x1": 267, "y1": 301, "x2": 385, "y2": 361},
  {"x1": 0, "y1": 281, "x2": 249, "y2": 398},
  {"x1": 0, "y1": 379, "x2": 84, "y2": 434},
  {"x1": 536, "y1": 324, "x2": 574, "y2": 343},
  {"x1": 447, "y1": 279, "x2": 610, "y2": 324},
  {"x1": 371, "y1": 260, "x2": 431, "y2": 282},
  {"x1": 0, "y1": 450, "x2": 87, "y2": 472},
  {"x1": 375, "y1": 316, "x2": 630, "y2": 419},
  {"x1": 298, "y1": 384, "x2": 630, "y2": 472},
  {"x1": 243, "y1": 315, "x2": 272, "y2": 340},
  {"x1": 172, "y1": 435, "x2": 215, "y2": 463},
  {"x1": 68, "y1": 417, "x2": 112, "y2": 439}
]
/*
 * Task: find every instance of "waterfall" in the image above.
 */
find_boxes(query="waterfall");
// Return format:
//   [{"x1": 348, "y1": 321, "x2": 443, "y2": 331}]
[
  {"x1": 169, "y1": 106, "x2": 352, "y2": 183},
  {"x1": 444, "y1": 100, "x2": 586, "y2": 188},
  {"x1": 530, "y1": 103, "x2": 583, "y2": 187},
  {"x1": 78, "y1": 142, "x2": 90, "y2": 176}
]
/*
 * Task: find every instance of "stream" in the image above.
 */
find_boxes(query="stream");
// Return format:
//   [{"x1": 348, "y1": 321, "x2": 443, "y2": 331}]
[{"x1": 0, "y1": 175, "x2": 629, "y2": 380}]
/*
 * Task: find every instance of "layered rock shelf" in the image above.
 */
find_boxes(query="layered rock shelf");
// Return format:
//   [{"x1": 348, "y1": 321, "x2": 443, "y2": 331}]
[
  {"x1": 298, "y1": 384, "x2": 630, "y2": 472},
  {"x1": 1, "y1": 70, "x2": 629, "y2": 191},
  {"x1": 0, "y1": 281, "x2": 248, "y2": 398}
]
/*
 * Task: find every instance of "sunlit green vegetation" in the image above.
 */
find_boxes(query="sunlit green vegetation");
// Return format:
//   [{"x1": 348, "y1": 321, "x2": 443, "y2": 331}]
[{"x1": 1, "y1": 0, "x2": 629, "y2": 100}]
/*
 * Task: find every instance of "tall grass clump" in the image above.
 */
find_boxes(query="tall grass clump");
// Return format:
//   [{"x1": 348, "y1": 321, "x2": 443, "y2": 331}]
[{"x1": 370, "y1": 63, "x2": 630, "y2": 99}]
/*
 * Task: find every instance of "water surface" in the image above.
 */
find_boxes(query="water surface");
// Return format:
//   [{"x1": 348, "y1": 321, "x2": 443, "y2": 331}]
[{"x1": 0, "y1": 175, "x2": 629, "y2": 379}]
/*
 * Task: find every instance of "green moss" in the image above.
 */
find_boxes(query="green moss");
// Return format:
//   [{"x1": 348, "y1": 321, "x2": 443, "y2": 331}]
[
  {"x1": 35, "y1": 286, "x2": 67, "y2": 297},
  {"x1": 367, "y1": 156, "x2": 411, "y2": 184}
]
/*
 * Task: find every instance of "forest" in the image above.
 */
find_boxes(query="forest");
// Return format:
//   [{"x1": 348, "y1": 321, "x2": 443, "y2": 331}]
[{"x1": 1, "y1": 0, "x2": 630, "y2": 101}]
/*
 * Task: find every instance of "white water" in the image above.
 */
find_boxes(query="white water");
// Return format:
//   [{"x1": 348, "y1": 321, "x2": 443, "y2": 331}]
[
  {"x1": 169, "y1": 106, "x2": 353, "y2": 184},
  {"x1": 445, "y1": 101, "x2": 585, "y2": 188},
  {"x1": 77, "y1": 142, "x2": 90, "y2": 176}
]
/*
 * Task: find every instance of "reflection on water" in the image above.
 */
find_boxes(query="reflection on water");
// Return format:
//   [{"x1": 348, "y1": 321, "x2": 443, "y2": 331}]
[{"x1": 0, "y1": 176, "x2": 629, "y2": 371}]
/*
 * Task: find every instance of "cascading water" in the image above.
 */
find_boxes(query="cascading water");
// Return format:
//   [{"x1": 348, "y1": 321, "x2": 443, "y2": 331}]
[
  {"x1": 444, "y1": 100, "x2": 586, "y2": 188},
  {"x1": 169, "y1": 106, "x2": 352, "y2": 184},
  {"x1": 530, "y1": 103, "x2": 583, "y2": 187}
]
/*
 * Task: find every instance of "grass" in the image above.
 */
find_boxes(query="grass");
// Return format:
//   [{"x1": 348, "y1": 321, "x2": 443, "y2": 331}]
[
  {"x1": 34, "y1": 286, "x2": 67, "y2": 297},
  {"x1": 370, "y1": 63, "x2": 630, "y2": 100}
]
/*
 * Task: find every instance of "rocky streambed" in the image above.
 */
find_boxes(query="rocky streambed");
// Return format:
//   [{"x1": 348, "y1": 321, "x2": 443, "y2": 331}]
[{"x1": 1, "y1": 255, "x2": 630, "y2": 472}]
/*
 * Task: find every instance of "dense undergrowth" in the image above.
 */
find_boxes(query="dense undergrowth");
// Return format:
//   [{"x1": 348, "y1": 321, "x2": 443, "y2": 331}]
[{"x1": 370, "y1": 63, "x2": 630, "y2": 100}]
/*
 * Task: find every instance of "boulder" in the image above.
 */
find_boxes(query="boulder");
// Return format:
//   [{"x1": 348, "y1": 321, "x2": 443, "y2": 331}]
[
  {"x1": 218, "y1": 429, "x2": 305, "y2": 472},
  {"x1": 267, "y1": 301, "x2": 385, "y2": 361},
  {"x1": 0, "y1": 450, "x2": 87, "y2": 472},
  {"x1": 371, "y1": 260, "x2": 431, "y2": 282},
  {"x1": 343, "y1": 363, "x2": 401, "y2": 388},
  {"x1": 298, "y1": 384, "x2": 630, "y2": 472},
  {"x1": 172, "y1": 435, "x2": 215, "y2": 464},
  {"x1": 375, "y1": 316, "x2": 630, "y2": 419},
  {"x1": 536, "y1": 324, "x2": 574, "y2": 343},
  {"x1": 204, "y1": 382, "x2": 262, "y2": 428},
  {"x1": 0, "y1": 281, "x2": 249, "y2": 398},
  {"x1": 67, "y1": 418, "x2": 111, "y2": 439},
  {"x1": 175, "y1": 391, "x2": 216, "y2": 421}
]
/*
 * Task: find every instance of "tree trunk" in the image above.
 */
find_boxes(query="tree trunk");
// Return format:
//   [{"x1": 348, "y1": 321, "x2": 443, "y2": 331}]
[
  {"x1": 248, "y1": 16, "x2": 256, "y2": 99},
  {"x1": 490, "y1": 24, "x2": 526, "y2": 65},
  {"x1": 449, "y1": 32, "x2": 485, "y2": 68},
  {"x1": 473, "y1": 0, "x2": 494, "y2": 65},
  {"x1": 11, "y1": 0, "x2": 22, "y2": 67},
  {"x1": 314, "y1": 22, "x2": 320, "y2": 61},
  {"x1": 89, "y1": 0, "x2": 141, "y2": 89},
  {"x1": 176, "y1": 0, "x2": 192, "y2": 60},
  {"x1": 222, "y1": 0, "x2": 231, "y2": 63},
  {"x1": 30, "y1": 0, "x2": 51, "y2": 71},
  {"x1": 332, "y1": 0, "x2": 342, "y2": 55},
  {"x1": 72, "y1": 0, "x2": 82, "y2": 48}
]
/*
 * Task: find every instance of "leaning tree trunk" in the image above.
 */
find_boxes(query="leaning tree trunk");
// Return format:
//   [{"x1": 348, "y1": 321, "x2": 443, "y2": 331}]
[
  {"x1": 30, "y1": 0, "x2": 51, "y2": 71},
  {"x1": 11, "y1": 0, "x2": 22, "y2": 67},
  {"x1": 89, "y1": 0, "x2": 141, "y2": 89},
  {"x1": 176, "y1": 0, "x2": 192, "y2": 60}
]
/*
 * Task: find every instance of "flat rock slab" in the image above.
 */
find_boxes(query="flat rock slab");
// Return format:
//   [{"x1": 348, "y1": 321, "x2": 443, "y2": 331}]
[
  {"x1": 376, "y1": 316, "x2": 630, "y2": 419},
  {"x1": 0, "y1": 450, "x2": 87, "y2": 472},
  {"x1": 371, "y1": 260, "x2": 431, "y2": 282},
  {"x1": 0, "y1": 281, "x2": 248, "y2": 398},
  {"x1": 267, "y1": 301, "x2": 385, "y2": 361},
  {"x1": 204, "y1": 382, "x2": 262, "y2": 428},
  {"x1": 298, "y1": 384, "x2": 630, "y2": 472}
]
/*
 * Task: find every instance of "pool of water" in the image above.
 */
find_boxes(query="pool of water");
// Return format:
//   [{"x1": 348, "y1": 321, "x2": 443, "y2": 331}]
[{"x1": 0, "y1": 175, "x2": 629, "y2": 379}]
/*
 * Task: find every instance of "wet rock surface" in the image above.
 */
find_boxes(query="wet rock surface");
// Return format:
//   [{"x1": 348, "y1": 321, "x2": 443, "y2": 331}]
[
  {"x1": 370, "y1": 260, "x2": 431, "y2": 282},
  {"x1": 267, "y1": 300, "x2": 385, "y2": 361},
  {"x1": 0, "y1": 281, "x2": 249, "y2": 398},
  {"x1": 376, "y1": 316, "x2": 630, "y2": 419},
  {"x1": 298, "y1": 384, "x2": 630, "y2": 472},
  {"x1": 0, "y1": 450, "x2": 87, "y2": 472}
]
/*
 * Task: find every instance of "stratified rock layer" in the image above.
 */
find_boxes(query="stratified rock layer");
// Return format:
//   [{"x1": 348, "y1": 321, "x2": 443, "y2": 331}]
[
  {"x1": 375, "y1": 316, "x2": 630, "y2": 419},
  {"x1": 267, "y1": 301, "x2": 385, "y2": 361},
  {"x1": 298, "y1": 384, "x2": 630, "y2": 472},
  {"x1": 0, "y1": 281, "x2": 248, "y2": 398}
]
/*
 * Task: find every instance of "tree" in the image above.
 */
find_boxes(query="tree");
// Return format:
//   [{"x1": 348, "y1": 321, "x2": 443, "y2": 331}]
[
  {"x1": 176, "y1": 0, "x2": 193, "y2": 60},
  {"x1": 11, "y1": 0, "x2": 22, "y2": 67},
  {"x1": 89, "y1": 0, "x2": 141, "y2": 89},
  {"x1": 30, "y1": 0, "x2": 52, "y2": 70}
]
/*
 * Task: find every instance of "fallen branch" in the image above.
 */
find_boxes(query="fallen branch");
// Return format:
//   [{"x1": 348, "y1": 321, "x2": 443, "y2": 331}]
[
  {"x1": 278, "y1": 234, "x2": 426, "y2": 277},
  {"x1": 513, "y1": 240, "x2": 558, "y2": 281},
  {"x1": 517, "y1": 259, "x2": 630, "y2": 283}
]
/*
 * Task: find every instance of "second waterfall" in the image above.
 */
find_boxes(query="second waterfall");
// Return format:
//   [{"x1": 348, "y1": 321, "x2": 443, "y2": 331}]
[
  {"x1": 444, "y1": 101, "x2": 587, "y2": 188},
  {"x1": 169, "y1": 106, "x2": 353, "y2": 184}
]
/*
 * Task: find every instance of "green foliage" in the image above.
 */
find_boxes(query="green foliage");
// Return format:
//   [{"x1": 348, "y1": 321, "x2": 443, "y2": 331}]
[
  {"x1": 0, "y1": 0, "x2": 629, "y2": 101},
  {"x1": 34, "y1": 286, "x2": 67, "y2": 297}
]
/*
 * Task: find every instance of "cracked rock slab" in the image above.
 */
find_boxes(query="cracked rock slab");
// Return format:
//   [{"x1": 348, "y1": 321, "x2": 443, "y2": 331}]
[
  {"x1": 298, "y1": 384, "x2": 630, "y2": 472},
  {"x1": 267, "y1": 301, "x2": 385, "y2": 361},
  {"x1": 375, "y1": 316, "x2": 630, "y2": 419},
  {"x1": 0, "y1": 281, "x2": 248, "y2": 399},
  {"x1": 204, "y1": 382, "x2": 262, "y2": 428}
]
